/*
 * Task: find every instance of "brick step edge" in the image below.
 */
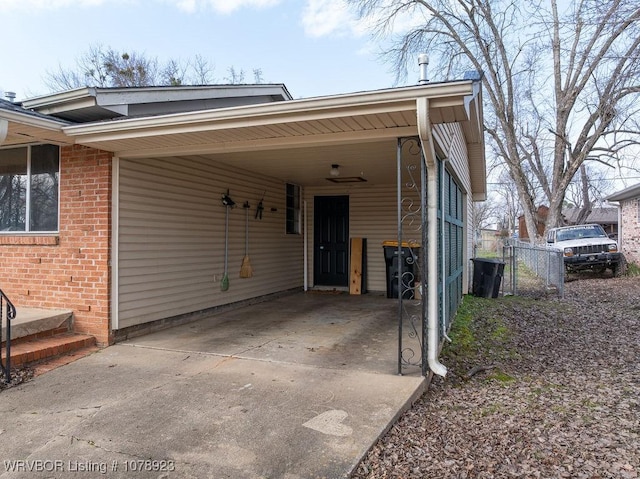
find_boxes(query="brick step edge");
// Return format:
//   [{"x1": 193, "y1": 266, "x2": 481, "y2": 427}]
[{"x1": 1, "y1": 333, "x2": 96, "y2": 368}]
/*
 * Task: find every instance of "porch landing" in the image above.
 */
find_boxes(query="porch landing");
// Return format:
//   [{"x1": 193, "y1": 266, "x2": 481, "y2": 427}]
[
  {"x1": 2, "y1": 307, "x2": 73, "y2": 341},
  {"x1": 2, "y1": 307, "x2": 97, "y2": 371}
]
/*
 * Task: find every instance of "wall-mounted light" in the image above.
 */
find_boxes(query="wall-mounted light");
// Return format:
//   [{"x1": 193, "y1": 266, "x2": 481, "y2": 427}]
[{"x1": 329, "y1": 164, "x2": 340, "y2": 177}]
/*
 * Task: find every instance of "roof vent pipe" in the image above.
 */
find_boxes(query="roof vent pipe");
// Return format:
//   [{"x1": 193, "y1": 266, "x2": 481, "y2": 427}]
[
  {"x1": 5, "y1": 92, "x2": 16, "y2": 103},
  {"x1": 418, "y1": 54, "x2": 429, "y2": 85}
]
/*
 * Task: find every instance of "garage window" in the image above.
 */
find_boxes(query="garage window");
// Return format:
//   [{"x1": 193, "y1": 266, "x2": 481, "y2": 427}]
[
  {"x1": 286, "y1": 183, "x2": 301, "y2": 234},
  {"x1": 0, "y1": 144, "x2": 60, "y2": 232}
]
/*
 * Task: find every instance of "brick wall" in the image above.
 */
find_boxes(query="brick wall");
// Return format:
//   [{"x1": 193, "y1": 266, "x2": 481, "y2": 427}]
[
  {"x1": 620, "y1": 198, "x2": 640, "y2": 266},
  {"x1": 0, "y1": 145, "x2": 112, "y2": 345}
]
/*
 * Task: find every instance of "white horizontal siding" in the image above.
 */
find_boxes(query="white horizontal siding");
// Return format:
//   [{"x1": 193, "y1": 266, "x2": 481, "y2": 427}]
[
  {"x1": 433, "y1": 123, "x2": 472, "y2": 196},
  {"x1": 117, "y1": 156, "x2": 303, "y2": 329},
  {"x1": 306, "y1": 182, "x2": 417, "y2": 293}
]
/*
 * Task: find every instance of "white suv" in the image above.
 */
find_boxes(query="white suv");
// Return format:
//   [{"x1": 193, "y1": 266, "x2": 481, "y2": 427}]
[{"x1": 545, "y1": 224, "x2": 623, "y2": 276}]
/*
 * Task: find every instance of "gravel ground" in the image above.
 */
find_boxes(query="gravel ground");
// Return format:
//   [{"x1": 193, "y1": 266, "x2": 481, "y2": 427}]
[{"x1": 353, "y1": 276, "x2": 640, "y2": 479}]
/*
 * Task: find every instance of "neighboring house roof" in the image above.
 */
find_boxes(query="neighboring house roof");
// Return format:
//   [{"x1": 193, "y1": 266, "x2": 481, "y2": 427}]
[
  {"x1": 2, "y1": 80, "x2": 486, "y2": 195},
  {"x1": 563, "y1": 207, "x2": 618, "y2": 224},
  {"x1": 606, "y1": 182, "x2": 640, "y2": 202},
  {"x1": 21, "y1": 85, "x2": 294, "y2": 123}
]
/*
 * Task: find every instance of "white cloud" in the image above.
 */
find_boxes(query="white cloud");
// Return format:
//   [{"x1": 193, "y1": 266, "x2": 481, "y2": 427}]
[
  {"x1": 301, "y1": 0, "x2": 360, "y2": 37},
  {"x1": 170, "y1": 0, "x2": 282, "y2": 14},
  {"x1": 0, "y1": 0, "x2": 109, "y2": 11},
  {"x1": 0, "y1": 0, "x2": 281, "y2": 13},
  {"x1": 300, "y1": 0, "x2": 425, "y2": 39}
]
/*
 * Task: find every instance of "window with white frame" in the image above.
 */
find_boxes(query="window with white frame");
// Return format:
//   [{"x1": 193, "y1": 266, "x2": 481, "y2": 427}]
[
  {"x1": 286, "y1": 183, "x2": 301, "y2": 234},
  {"x1": 0, "y1": 144, "x2": 60, "y2": 232}
]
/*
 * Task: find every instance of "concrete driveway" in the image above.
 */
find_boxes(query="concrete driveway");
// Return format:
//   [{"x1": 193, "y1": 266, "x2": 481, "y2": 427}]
[{"x1": 0, "y1": 292, "x2": 426, "y2": 478}]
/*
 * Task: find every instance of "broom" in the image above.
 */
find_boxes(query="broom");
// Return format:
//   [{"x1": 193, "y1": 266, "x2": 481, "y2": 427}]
[{"x1": 240, "y1": 201, "x2": 253, "y2": 278}]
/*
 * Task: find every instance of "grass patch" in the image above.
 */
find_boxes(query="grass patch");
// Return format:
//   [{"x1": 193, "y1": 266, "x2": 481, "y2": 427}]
[
  {"x1": 626, "y1": 262, "x2": 640, "y2": 277},
  {"x1": 443, "y1": 295, "x2": 516, "y2": 379},
  {"x1": 446, "y1": 296, "x2": 480, "y2": 357},
  {"x1": 486, "y1": 369, "x2": 516, "y2": 383}
]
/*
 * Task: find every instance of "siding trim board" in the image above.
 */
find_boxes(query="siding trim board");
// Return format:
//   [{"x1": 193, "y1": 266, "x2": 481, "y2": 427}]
[{"x1": 111, "y1": 157, "x2": 121, "y2": 329}]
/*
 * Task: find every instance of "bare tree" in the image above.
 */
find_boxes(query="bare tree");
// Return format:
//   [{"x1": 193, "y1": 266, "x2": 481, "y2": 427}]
[
  {"x1": 492, "y1": 168, "x2": 522, "y2": 236},
  {"x1": 101, "y1": 50, "x2": 159, "y2": 87},
  {"x1": 192, "y1": 55, "x2": 215, "y2": 85},
  {"x1": 253, "y1": 68, "x2": 264, "y2": 84},
  {"x1": 159, "y1": 59, "x2": 187, "y2": 87},
  {"x1": 46, "y1": 44, "x2": 111, "y2": 90},
  {"x1": 564, "y1": 162, "x2": 616, "y2": 222},
  {"x1": 224, "y1": 66, "x2": 245, "y2": 84},
  {"x1": 44, "y1": 45, "x2": 262, "y2": 90},
  {"x1": 350, "y1": 0, "x2": 640, "y2": 241}
]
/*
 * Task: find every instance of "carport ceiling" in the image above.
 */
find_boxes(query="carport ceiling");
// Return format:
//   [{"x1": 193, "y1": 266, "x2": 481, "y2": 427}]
[
  {"x1": 63, "y1": 82, "x2": 482, "y2": 188},
  {"x1": 182, "y1": 139, "x2": 400, "y2": 187}
]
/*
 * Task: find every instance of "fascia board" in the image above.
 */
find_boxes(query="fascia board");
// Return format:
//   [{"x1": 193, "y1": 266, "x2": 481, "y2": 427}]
[
  {"x1": 0, "y1": 109, "x2": 69, "y2": 130},
  {"x1": 94, "y1": 84, "x2": 293, "y2": 106},
  {"x1": 22, "y1": 87, "x2": 96, "y2": 110},
  {"x1": 606, "y1": 183, "x2": 640, "y2": 201},
  {"x1": 64, "y1": 82, "x2": 475, "y2": 139},
  {"x1": 111, "y1": 125, "x2": 420, "y2": 158},
  {"x1": 28, "y1": 98, "x2": 99, "y2": 117},
  {"x1": 65, "y1": 101, "x2": 421, "y2": 145}
]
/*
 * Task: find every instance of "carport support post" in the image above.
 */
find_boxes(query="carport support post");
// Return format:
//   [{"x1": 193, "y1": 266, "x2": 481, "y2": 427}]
[
  {"x1": 396, "y1": 138, "x2": 403, "y2": 375},
  {"x1": 421, "y1": 147, "x2": 428, "y2": 377}
]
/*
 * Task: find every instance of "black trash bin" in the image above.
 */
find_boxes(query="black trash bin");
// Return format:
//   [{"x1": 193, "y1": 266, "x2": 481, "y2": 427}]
[
  {"x1": 472, "y1": 258, "x2": 505, "y2": 298},
  {"x1": 382, "y1": 241, "x2": 420, "y2": 299}
]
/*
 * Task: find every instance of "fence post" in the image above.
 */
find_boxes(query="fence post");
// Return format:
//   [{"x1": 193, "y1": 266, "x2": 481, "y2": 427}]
[
  {"x1": 558, "y1": 252, "x2": 565, "y2": 299},
  {"x1": 513, "y1": 244, "x2": 518, "y2": 296}
]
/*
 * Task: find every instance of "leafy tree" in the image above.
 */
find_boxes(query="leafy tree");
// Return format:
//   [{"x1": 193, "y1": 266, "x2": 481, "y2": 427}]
[{"x1": 350, "y1": 0, "x2": 640, "y2": 241}]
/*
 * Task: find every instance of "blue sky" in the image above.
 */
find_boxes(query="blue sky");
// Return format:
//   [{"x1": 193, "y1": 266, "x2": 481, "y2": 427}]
[{"x1": 0, "y1": 0, "x2": 424, "y2": 101}]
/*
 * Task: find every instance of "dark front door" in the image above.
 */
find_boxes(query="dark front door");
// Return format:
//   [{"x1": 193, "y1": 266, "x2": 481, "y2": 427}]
[{"x1": 314, "y1": 196, "x2": 349, "y2": 286}]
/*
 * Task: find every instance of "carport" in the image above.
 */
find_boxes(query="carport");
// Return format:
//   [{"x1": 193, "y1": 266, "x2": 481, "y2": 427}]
[
  {"x1": 2, "y1": 80, "x2": 485, "y2": 377},
  {"x1": 63, "y1": 80, "x2": 484, "y2": 376},
  {"x1": 121, "y1": 290, "x2": 406, "y2": 375}
]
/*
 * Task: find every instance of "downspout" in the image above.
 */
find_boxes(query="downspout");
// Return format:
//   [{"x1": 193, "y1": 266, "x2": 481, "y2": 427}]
[{"x1": 417, "y1": 97, "x2": 447, "y2": 377}]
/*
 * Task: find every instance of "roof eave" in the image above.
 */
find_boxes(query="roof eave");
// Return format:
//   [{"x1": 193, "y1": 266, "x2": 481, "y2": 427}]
[
  {"x1": 63, "y1": 81, "x2": 477, "y2": 139},
  {"x1": 22, "y1": 87, "x2": 97, "y2": 111},
  {"x1": 606, "y1": 183, "x2": 640, "y2": 202},
  {"x1": 0, "y1": 102, "x2": 72, "y2": 146}
]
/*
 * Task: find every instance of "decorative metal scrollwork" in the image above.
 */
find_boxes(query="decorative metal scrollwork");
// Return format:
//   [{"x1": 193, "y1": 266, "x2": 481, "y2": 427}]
[{"x1": 396, "y1": 137, "x2": 426, "y2": 374}]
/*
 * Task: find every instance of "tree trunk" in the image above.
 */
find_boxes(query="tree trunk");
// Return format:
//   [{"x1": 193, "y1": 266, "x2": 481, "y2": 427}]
[{"x1": 574, "y1": 165, "x2": 592, "y2": 225}]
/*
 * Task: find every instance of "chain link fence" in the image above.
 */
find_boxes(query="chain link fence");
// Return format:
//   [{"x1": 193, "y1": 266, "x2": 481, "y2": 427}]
[
  {"x1": 499, "y1": 239, "x2": 565, "y2": 298},
  {"x1": 473, "y1": 239, "x2": 565, "y2": 299}
]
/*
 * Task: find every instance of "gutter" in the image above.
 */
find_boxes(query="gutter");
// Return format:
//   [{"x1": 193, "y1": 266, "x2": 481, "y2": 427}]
[
  {"x1": 0, "y1": 109, "x2": 70, "y2": 130},
  {"x1": 0, "y1": 108, "x2": 70, "y2": 146},
  {"x1": 416, "y1": 96, "x2": 447, "y2": 377},
  {"x1": 63, "y1": 81, "x2": 476, "y2": 138}
]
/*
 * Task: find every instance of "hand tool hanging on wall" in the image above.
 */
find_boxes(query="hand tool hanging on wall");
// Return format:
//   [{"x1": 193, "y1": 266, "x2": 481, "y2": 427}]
[
  {"x1": 220, "y1": 190, "x2": 235, "y2": 291},
  {"x1": 255, "y1": 191, "x2": 265, "y2": 220},
  {"x1": 240, "y1": 201, "x2": 254, "y2": 278}
]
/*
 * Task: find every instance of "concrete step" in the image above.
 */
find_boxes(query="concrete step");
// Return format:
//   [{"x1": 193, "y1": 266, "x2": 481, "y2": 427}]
[
  {"x1": 2, "y1": 307, "x2": 73, "y2": 342},
  {"x1": 1, "y1": 333, "x2": 96, "y2": 368}
]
